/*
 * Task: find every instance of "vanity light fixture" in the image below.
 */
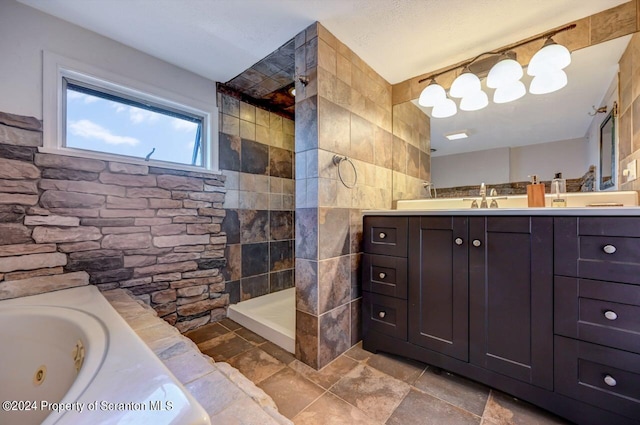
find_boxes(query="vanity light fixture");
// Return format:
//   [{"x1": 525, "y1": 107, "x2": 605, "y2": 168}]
[
  {"x1": 450, "y1": 67, "x2": 482, "y2": 98},
  {"x1": 445, "y1": 131, "x2": 468, "y2": 140},
  {"x1": 418, "y1": 78, "x2": 447, "y2": 107},
  {"x1": 417, "y1": 23, "x2": 576, "y2": 117},
  {"x1": 431, "y1": 98, "x2": 457, "y2": 118}
]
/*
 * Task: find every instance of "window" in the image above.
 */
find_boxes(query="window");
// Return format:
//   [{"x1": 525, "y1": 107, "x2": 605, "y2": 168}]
[{"x1": 43, "y1": 52, "x2": 218, "y2": 172}]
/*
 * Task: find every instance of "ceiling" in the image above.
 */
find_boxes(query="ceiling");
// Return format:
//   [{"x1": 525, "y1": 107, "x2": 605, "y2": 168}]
[
  {"x1": 16, "y1": 0, "x2": 632, "y2": 156},
  {"x1": 17, "y1": 0, "x2": 629, "y2": 85}
]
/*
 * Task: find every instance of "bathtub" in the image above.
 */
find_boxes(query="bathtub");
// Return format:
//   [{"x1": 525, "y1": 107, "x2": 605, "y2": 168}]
[{"x1": 0, "y1": 286, "x2": 210, "y2": 425}]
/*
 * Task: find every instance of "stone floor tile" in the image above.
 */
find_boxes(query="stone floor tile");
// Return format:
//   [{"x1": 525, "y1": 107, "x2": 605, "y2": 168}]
[
  {"x1": 293, "y1": 392, "x2": 378, "y2": 425},
  {"x1": 147, "y1": 334, "x2": 193, "y2": 360},
  {"x1": 162, "y1": 350, "x2": 216, "y2": 384},
  {"x1": 414, "y1": 368, "x2": 490, "y2": 416},
  {"x1": 482, "y1": 391, "x2": 571, "y2": 425},
  {"x1": 219, "y1": 317, "x2": 243, "y2": 331},
  {"x1": 289, "y1": 355, "x2": 359, "y2": 390},
  {"x1": 200, "y1": 332, "x2": 254, "y2": 362},
  {"x1": 261, "y1": 341, "x2": 297, "y2": 365},
  {"x1": 366, "y1": 352, "x2": 426, "y2": 385},
  {"x1": 228, "y1": 347, "x2": 286, "y2": 384},
  {"x1": 329, "y1": 364, "x2": 410, "y2": 423},
  {"x1": 212, "y1": 398, "x2": 292, "y2": 425},
  {"x1": 343, "y1": 342, "x2": 373, "y2": 362},
  {"x1": 135, "y1": 322, "x2": 179, "y2": 343},
  {"x1": 236, "y1": 327, "x2": 268, "y2": 345},
  {"x1": 185, "y1": 370, "x2": 245, "y2": 417},
  {"x1": 258, "y1": 368, "x2": 326, "y2": 419},
  {"x1": 387, "y1": 388, "x2": 481, "y2": 425},
  {"x1": 186, "y1": 322, "x2": 231, "y2": 344}
]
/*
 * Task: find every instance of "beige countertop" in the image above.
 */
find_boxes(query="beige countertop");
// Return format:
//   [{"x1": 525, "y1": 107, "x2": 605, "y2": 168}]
[{"x1": 364, "y1": 207, "x2": 640, "y2": 216}]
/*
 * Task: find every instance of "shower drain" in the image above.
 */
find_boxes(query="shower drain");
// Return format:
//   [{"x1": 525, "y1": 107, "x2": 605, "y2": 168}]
[{"x1": 33, "y1": 365, "x2": 47, "y2": 386}]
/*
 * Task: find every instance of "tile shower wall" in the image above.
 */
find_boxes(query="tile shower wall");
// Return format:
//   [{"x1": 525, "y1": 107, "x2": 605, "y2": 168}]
[
  {"x1": 618, "y1": 32, "x2": 640, "y2": 192},
  {"x1": 294, "y1": 23, "x2": 425, "y2": 369},
  {"x1": 0, "y1": 111, "x2": 228, "y2": 333},
  {"x1": 391, "y1": 101, "x2": 431, "y2": 201},
  {"x1": 217, "y1": 93, "x2": 296, "y2": 304}
]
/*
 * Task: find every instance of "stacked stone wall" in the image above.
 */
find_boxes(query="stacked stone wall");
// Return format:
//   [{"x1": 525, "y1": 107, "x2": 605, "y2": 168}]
[{"x1": 0, "y1": 111, "x2": 228, "y2": 332}]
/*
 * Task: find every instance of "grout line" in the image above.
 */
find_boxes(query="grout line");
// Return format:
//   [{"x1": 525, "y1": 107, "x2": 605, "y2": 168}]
[
  {"x1": 407, "y1": 380, "x2": 484, "y2": 421},
  {"x1": 290, "y1": 389, "x2": 329, "y2": 422}
]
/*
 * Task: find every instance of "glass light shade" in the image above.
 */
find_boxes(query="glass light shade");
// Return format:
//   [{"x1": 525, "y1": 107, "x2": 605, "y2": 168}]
[
  {"x1": 460, "y1": 90, "x2": 489, "y2": 111},
  {"x1": 418, "y1": 82, "x2": 446, "y2": 107},
  {"x1": 493, "y1": 80, "x2": 526, "y2": 103},
  {"x1": 529, "y1": 69, "x2": 568, "y2": 94},
  {"x1": 449, "y1": 72, "x2": 481, "y2": 98},
  {"x1": 431, "y1": 98, "x2": 457, "y2": 118},
  {"x1": 486, "y1": 58, "x2": 523, "y2": 88},
  {"x1": 527, "y1": 39, "x2": 571, "y2": 75}
]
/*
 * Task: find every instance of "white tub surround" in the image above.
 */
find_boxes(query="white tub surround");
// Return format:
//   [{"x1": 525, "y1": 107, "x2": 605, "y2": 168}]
[
  {"x1": 0, "y1": 286, "x2": 291, "y2": 425},
  {"x1": 0, "y1": 286, "x2": 209, "y2": 425},
  {"x1": 103, "y1": 288, "x2": 292, "y2": 425},
  {"x1": 227, "y1": 288, "x2": 295, "y2": 353}
]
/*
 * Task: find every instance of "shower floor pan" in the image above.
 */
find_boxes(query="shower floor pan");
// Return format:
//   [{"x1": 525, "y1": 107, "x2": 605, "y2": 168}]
[{"x1": 227, "y1": 287, "x2": 295, "y2": 353}]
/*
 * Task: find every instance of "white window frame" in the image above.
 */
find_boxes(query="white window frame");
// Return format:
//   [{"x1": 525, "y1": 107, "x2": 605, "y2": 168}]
[{"x1": 43, "y1": 51, "x2": 219, "y2": 173}]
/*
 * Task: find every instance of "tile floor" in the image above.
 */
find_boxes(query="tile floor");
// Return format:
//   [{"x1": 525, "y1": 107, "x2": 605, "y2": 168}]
[{"x1": 186, "y1": 320, "x2": 573, "y2": 425}]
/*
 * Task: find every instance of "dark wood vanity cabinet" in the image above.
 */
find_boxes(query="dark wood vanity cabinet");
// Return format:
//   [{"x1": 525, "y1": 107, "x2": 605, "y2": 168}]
[
  {"x1": 362, "y1": 214, "x2": 640, "y2": 425},
  {"x1": 407, "y1": 216, "x2": 553, "y2": 389}
]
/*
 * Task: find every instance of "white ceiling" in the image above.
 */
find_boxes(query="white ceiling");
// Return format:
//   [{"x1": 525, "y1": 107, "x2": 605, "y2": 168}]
[
  {"x1": 16, "y1": 0, "x2": 629, "y2": 85},
  {"x1": 16, "y1": 0, "x2": 632, "y2": 158}
]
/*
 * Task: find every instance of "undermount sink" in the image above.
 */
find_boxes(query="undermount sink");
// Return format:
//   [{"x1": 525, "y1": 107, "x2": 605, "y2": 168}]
[{"x1": 395, "y1": 191, "x2": 639, "y2": 210}]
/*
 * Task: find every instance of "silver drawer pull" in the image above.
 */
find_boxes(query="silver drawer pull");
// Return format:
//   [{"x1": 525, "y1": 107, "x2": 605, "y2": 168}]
[
  {"x1": 378, "y1": 272, "x2": 386, "y2": 279},
  {"x1": 604, "y1": 310, "x2": 618, "y2": 321},
  {"x1": 603, "y1": 244, "x2": 617, "y2": 254},
  {"x1": 379, "y1": 232, "x2": 387, "y2": 239},
  {"x1": 604, "y1": 375, "x2": 617, "y2": 387},
  {"x1": 378, "y1": 311, "x2": 386, "y2": 319},
  {"x1": 455, "y1": 238, "x2": 463, "y2": 246},
  {"x1": 472, "y1": 239, "x2": 482, "y2": 247}
]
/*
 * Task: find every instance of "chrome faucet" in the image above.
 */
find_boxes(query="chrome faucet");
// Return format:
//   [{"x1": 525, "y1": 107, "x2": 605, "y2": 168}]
[
  {"x1": 479, "y1": 182, "x2": 488, "y2": 208},
  {"x1": 463, "y1": 184, "x2": 507, "y2": 208}
]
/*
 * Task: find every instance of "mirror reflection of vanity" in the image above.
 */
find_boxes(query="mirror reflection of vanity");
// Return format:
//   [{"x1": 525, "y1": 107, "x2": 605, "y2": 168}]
[{"x1": 392, "y1": 34, "x2": 630, "y2": 199}]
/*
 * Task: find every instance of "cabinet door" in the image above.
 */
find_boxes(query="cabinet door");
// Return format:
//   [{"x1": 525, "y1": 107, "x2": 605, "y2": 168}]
[
  {"x1": 408, "y1": 216, "x2": 469, "y2": 361},
  {"x1": 469, "y1": 216, "x2": 553, "y2": 390}
]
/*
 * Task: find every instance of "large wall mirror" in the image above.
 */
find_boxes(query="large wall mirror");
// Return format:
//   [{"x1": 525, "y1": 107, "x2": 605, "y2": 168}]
[
  {"x1": 392, "y1": 34, "x2": 630, "y2": 199},
  {"x1": 599, "y1": 108, "x2": 616, "y2": 190}
]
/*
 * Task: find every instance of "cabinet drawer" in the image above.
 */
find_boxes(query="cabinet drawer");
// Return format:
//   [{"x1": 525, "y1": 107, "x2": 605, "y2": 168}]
[
  {"x1": 362, "y1": 254, "x2": 407, "y2": 299},
  {"x1": 363, "y1": 216, "x2": 408, "y2": 257},
  {"x1": 363, "y1": 292, "x2": 407, "y2": 340},
  {"x1": 555, "y1": 336, "x2": 640, "y2": 420},
  {"x1": 555, "y1": 277, "x2": 640, "y2": 354},
  {"x1": 555, "y1": 217, "x2": 640, "y2": 284}
]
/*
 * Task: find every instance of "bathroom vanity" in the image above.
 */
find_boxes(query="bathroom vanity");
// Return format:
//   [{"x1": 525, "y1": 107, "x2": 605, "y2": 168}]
[{"x1": 362, "y1": 208, "x2": 640, "y2": 425}]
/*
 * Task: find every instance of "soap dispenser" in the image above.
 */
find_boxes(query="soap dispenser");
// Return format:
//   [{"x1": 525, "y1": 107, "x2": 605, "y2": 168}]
[
  {"x1": 527, "y1": 175, "x2": 545, "y2": 207},
  {"x1": 551, "y1": 172, "x2": 566, "y2": 194}
]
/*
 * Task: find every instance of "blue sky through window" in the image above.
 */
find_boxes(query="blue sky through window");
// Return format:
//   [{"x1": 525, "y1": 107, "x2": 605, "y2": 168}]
[{"x1": 66, "y1": 88, "x2": 201, "y2": 166}]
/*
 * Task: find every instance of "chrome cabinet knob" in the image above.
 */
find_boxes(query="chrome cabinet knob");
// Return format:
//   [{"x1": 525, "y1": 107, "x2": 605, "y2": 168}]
[
  {"x1": 455, "y1": 238, "x2": 463, "y2": 246},
  {"x1": 378, "y1": 272, "x2": 386, "y2": 279},
  {"x1": 604, "y1": 310, "x2": 618, "y2": 321},
  {"x1": 604, "y1": 375, "x2": 617, "y2": 387},
  {"x1": 379, "y1": 232, "x2": 387, "y2": 239},
  {"x1": 472, "y1": 239, "x2": 482, "y2": 247},
  {"x1": 378, "y1": 311, "x2": 386, "y2": 319},
  {"x1": 603, "y1": 244, "x2": 617, "y2": 254}
]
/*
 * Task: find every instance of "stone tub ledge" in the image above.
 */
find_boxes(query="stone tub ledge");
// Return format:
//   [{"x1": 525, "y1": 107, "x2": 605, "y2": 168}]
[{"x1": 103, "y1": 288, "x2": 292, "y2": 425}]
